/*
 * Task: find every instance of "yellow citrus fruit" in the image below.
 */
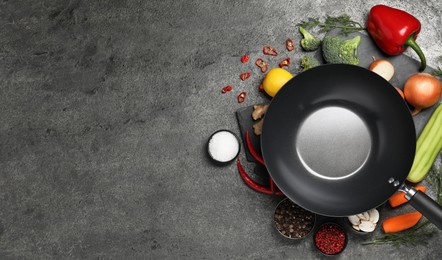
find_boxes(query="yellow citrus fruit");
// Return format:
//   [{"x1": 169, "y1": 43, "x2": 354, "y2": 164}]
[{"x1": 262, "y1": 68, "x2": 293, "y2": 97}]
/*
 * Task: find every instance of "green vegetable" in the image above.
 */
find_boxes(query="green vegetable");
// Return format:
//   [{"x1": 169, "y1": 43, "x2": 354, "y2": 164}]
[
  {"x1": 322, "y1": 35, "x2": 360, "y2": 65},
  {"x1": 407, "y1": 104, "x2": 442, "y2": 183},
  {"x1": 300, "y1": 55, "x2": 320, "y2": 71},
  {"x1": 298, "y1": 15, "x2": 365, "y2": 35},
  {"x1": 299, "y1": 26, "x2": 321, "y2": 51}
]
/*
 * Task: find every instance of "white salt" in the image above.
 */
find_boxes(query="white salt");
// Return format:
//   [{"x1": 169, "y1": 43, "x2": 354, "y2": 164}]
[{"x1": 208, "y1": 130, "x2": 240, "y2": 162}]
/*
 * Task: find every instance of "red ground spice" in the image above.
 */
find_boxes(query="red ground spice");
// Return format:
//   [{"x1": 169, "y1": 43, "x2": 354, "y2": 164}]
[{"x1": 314, "y1": 223, "x2": 347, "y2": 255}]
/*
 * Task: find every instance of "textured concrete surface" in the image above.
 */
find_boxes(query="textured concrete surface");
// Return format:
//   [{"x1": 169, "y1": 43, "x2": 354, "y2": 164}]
[{"x1": 0, "y1": 0, "x2": 441, "y2": 259}]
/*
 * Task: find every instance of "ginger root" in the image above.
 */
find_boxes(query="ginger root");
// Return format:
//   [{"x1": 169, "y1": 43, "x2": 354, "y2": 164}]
[
  {"x1": 253, "y1": 119, "x2": 264, "y2": 136},
  {"x1": 252, "y1": 104, "x2": 269, "y2": 120}
]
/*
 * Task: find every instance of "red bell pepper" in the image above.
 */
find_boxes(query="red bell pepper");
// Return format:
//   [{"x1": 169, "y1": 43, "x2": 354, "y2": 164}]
[{"x1": 367, "y1": 5, "x2": 426, "y2": 71}]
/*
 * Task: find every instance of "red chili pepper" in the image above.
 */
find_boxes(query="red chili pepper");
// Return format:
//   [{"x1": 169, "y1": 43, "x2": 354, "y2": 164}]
[
  {"x1": 263, "y1": 46, "x2": 278, "y2": 56},
  {"x1": 255, "y1": 58, "x2": 269, "y2": 73},
  {"x1": 258, "y1": 83, "x2": 264, "y2": 92},
  {"x1": 221, "y1": 85, "x2": 232, "y2": 94},
  {"x1": 237, "y1": 158, "x2": 273, "y2": 195},
  {"x1": 245, "y1": 131, "x2": 265, "y2": 165},
  {"x1": 245, "y1": 131, "x2": 283, "y2": 196},
  {"x1": 279, "y1": 58, "x2": 290, "y2": 68},
  {"x1": 237, "y1": 92, "x2": 246, "y2": 103},
  {"x1": 237, "y1": 158, "x2": 283, "y2": 196},
  {"x1": 367, "y1": 5, "x2": 426, "y2": 71},
  {"x1": 241, "y1": 54, "x2": 249, "y2": 63},
  {"x1": 286, "y1": 38, "x2": 294, "y2": 51},
  {"x1": 240, "y1": 72, "x2": 251, "y2": 81}
]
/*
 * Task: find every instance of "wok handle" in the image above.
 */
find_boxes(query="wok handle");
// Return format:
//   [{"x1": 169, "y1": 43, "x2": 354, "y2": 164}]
[{"x1": 407, "y1": 189, "x2": 442, "y2": 230}]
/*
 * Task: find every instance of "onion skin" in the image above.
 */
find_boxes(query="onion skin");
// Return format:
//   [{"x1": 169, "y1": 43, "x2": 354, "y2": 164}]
[
  {"x1": 395, "y1": 87, "x2": 405, "y2": 99},
  {"x1": 404, "y1": 73, "x2": 442, "y2": 116}
]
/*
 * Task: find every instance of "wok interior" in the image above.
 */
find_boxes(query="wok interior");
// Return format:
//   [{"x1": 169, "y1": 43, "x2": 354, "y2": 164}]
[{"x1": 261, "y1": 64, "x2": 416, "y2": 216}]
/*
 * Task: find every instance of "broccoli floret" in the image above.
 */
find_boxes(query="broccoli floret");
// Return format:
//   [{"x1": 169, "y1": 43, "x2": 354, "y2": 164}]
[
  {"x1": 322, "y1": 35, "x2": 360, "y2": 65},
  {"x1": 300, "y1": 56, "x2": 320, "y2": 71},
  {"x1": 299, "y1": 26, "x2": 321, "y2": 51}
]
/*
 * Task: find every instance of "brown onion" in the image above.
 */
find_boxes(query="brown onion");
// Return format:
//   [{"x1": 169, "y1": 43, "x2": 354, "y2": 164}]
[{"x1": 404, "y1": 73, "x2": 442, "y2": 116}]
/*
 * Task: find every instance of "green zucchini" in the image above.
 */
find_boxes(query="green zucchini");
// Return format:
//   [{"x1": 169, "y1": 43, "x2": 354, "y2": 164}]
[{"x1": 407, "y1": 103, "x2": 442, "y2": 183}]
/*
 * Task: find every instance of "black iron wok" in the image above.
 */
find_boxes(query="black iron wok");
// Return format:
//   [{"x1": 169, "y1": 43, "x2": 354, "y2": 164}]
[{"x1": 261, "y1": 64, "x2": 442, "y2": 229}]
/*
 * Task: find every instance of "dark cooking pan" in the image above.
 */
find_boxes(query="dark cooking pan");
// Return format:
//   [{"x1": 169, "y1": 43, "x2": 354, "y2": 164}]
[{"x1": 261, "y1": 64, "x2": 442, "y2": 229}]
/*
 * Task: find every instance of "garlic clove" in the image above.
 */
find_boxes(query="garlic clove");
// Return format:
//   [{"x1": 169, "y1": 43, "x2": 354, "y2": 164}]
[
  {"x1": 348, "y1": 215, "x2": 361, "y2": 226},
  {"x1": 357, "y1": 213, "x2": 368, "y2": 221},
  {"x1": 368, "y1": 208, "x2": 379, "y2": 224},
  {"x1": 363, "y1": 211, "x2": 370, "y2": 221},
  {"x1": 359, "y1": 220, "x2": 376, "y2": 232},
  {"x1": 352, "y1": 224, "x2": 360, "y2": 231}
]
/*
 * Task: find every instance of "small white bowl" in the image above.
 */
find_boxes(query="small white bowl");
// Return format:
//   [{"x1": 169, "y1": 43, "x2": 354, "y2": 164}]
[{"x1": 207, "y1": 129, "x2": 240, "y2": 164}]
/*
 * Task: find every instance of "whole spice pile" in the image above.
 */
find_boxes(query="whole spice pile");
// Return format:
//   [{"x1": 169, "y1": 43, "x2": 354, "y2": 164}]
[
  {"x1": 274, "y1": 199, "x2": 315, "y2": 239},
  {"x1": 314, "y1": 223, "x2": 347, "y2": 255}
]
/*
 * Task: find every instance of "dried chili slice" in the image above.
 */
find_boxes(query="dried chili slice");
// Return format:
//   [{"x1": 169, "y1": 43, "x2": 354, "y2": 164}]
[
  {"x1": 263, "y1": 45, "x2": 278, "y2": 56},
  {"x1": 237, "y1": 92, "x2": 246, "y2": 103},
  {"x1": 255, "y1": 58, "x2": 269, "y2": 73},
  {"x1": 258, "y1": 83, "x2": 264, "y2": 92},
  {"x1": 221, "y1": 85, "x2": 233, "y2": 94},
  {"x1": 286, "y1": 38, "x2": 294, "y2": 51},
  {"x1": 240, "y1": 72, "x2": 251, "y2": 81},
  {"x1": 241, "y1": 54, "x2": 249, "y2": 63},
  {"x1": 279, "y1": 58, "x2": 290, "y2": 68}
]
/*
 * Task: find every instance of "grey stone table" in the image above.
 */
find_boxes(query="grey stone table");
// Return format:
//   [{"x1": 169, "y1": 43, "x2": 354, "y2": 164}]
[{"x1": 0, "y1": 0, "x2": 441, "y2": 259}]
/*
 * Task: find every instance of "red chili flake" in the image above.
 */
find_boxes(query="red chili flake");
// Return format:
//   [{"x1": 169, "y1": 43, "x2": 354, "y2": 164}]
[
  {"x1": 314, "y1": 223, "x2": 347, "y2": 255},
  {"x1": 258, "y1": 83, "x2": 264, "y2": 92},
  {"x1": 240, "y1": 72, "x2": 251, "y2": 81},
  {"x1": 263, "y1": 46, "x2": 278, "y2": 56},
  {"x1": 241, "y1": 54, "x2": 249, "y2": 63},
  {"x1": 279, "y1": 58, "x2": 290, "y2": 68},
  {"x1": 221, "y1": 85, "x2": 233, "y2": 94},
  {"x1": 286, "y1": 38, "x2": 294, "y2": 51},
  {"x1": 255, "y1": 58, "x2": 269, "y2": 73},
  {"x1": 237, "y1": 92, "x2": 246, "y2": 103}
]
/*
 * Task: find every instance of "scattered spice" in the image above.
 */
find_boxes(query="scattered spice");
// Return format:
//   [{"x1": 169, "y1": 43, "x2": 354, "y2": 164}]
[
  {"x1": 274, "y1": 199, "x2": 315, "y2": 239},
  {"x1": 286, "y1": 38, "x2": 294, "y2": 51},
  {"x1": 241, "y1": 54, "x2": 249, "y2": 63},
  {"x1": 263, "y1": 45, "x2": 278, "y2": 56},
  {"x1": 255, "y1": 58, "x2": 269, "y2": 73},
  {"x1": 279, "y1": 58, "x2": 291, "y2": 68},
  {"x1": 314, "y1": 223, "x2": 347, "y2": 255},
  {"x1": 240, "y1": 72, "x2": 251, "y2": 81},
  {"x1": 237, "y1": 92, "x2": 246, "y2": 103},
  {"x1": 221, "y1": 85, "x2": 233, "y2": 94},
  {"x1": 258, "y1": 83, "x2": 264, "y2": 92}
]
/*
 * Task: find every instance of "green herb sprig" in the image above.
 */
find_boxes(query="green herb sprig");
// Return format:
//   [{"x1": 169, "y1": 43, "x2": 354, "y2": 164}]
[
  {"x1": 426, "y1": 164, "x2": 442, "y2": 204},
  {"x1": 298, "y1": 15, "x2": 365, "y2": 35},
  {"x1": 431, "y1": 56, "x2": 442, "y2": 77},
  {"x1": 362, "y1": 221, "x2": 435, "y2": 246}
]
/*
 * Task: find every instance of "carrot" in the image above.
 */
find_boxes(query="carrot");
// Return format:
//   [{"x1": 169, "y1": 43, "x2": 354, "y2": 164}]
[
  {"x1": 388, "y1": 185, "x2": 427, "y2": 208},
  {"x1": 382, "y1": 212, "x2": 423, "y2": 233}
]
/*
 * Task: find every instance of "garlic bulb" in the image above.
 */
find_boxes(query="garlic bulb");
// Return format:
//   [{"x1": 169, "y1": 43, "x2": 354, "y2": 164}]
[{"x1": 348, "y1": 208, "x2": 379, "y2": 232}]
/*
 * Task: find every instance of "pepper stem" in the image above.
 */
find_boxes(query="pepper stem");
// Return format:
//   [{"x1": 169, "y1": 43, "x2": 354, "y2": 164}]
[{"x1": 405, "y1": 35, "x2": 426, "y2": 72}]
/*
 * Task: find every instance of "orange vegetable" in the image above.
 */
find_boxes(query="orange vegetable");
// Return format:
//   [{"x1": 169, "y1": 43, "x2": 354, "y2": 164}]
[
  {"x1": 382, "y1": 212, "x2": 423, "y2": 233},
  {"x1": 388, "y1": 185, "x2": 426, "y2": 208}
]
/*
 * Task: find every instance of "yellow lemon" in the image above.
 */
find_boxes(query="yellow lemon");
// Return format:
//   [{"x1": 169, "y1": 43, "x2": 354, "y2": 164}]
[{"x1": 262, "y1": 68, "x2": 293, "y2": 97}]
